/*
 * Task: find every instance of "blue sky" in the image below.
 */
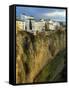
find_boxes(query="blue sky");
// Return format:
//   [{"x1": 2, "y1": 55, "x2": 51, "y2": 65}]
[{"x1": 16, "y1": 6, "x2": 66, "y2": 22}]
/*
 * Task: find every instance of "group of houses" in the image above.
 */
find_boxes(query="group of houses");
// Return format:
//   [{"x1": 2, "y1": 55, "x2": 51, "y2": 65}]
[{"x1": 16, "y1": 13, "x2": 61, "y2": 35}]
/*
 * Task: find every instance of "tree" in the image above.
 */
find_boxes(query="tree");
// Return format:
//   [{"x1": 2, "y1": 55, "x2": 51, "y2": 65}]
[
  {"x1": 29, "y1": 19, "x2": 32, "y2": 30},
  {"x1": 45, "y1": 22, "x2": 47, "y2": 31}
]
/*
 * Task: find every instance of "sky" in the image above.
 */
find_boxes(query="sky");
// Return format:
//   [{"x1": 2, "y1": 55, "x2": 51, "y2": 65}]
[{"x1": 16, "y1": 6, "x2": 66, "y2": 22}]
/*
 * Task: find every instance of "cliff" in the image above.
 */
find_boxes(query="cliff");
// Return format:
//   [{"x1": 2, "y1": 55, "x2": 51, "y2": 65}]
[{"x1": 16, "y1": 30, "x2": 66, "y2": 83}]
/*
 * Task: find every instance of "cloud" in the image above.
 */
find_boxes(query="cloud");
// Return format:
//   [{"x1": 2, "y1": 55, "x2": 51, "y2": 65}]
[
  {"x1": 42, "y1": 10, "x2": 66, "y2": 21},
  {"x1": 45, "y1": 10, "x2": 66, "y2": 17}
]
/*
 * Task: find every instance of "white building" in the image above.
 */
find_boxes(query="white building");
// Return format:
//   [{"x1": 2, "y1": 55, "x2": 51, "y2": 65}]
[
  {"x1": 21, "y1": 14, "x2": 35, "y2": 31},
  {"x1": 20, "y1": 14, "x2": 46, "y2": 33},
  {"x1": 16, "y1": 14, "x2": 61, "y2": 35},
  {"x1": 48, "y1": 20, "x2": 60, "y2": 30},
  {"x1": 33, "y1": 21, "x2": 45, "y2": 32},
  {"x1": 16, "y1": 20, "x2": 25, "y2": 32}
]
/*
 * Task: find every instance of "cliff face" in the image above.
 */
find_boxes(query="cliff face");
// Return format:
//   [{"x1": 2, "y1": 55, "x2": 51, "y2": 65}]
[{"x1": 16, "y1": 30, "x2": 66, "y2": 83}]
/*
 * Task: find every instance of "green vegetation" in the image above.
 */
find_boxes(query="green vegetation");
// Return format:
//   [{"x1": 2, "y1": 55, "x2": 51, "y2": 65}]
[{"x1": 34, "y1": 49, "x2": 67, "y2": 82}]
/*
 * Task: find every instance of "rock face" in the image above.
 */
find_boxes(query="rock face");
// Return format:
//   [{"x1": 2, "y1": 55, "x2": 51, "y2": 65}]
[{"x1": 16, "y1": 30, "x2": 66, "y2": 84}]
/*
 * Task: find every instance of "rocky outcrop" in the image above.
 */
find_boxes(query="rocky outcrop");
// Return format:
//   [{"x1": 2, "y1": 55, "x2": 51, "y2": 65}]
[{"x1": 16, "y1": 30, "x2": 66, "y2": 83}]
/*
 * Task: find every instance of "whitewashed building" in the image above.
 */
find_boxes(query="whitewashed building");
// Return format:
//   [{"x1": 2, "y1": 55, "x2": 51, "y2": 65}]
[
  {"x1": 33, "y1": 21, "x2": 45, "y2": 32},
  {"x1": 20, "y1": 14, "x2": 46, "y2": 34},
  {"x1": 16, "y1": 14, "x2": 60, "y2": 35},
  {"x1": 21, "y1": 14, "x2": 35, "y2": 31},
  {"x1": 16, "y1": 19, "x2": 25, "y2": 32},
  {"x1": 48, "y1": 20, "x2": 60, "y2": 30}
]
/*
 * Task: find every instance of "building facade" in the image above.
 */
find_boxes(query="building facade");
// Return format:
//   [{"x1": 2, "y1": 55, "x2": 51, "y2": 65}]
[
  {"x1": 16, "y1": 20, "x2": 25, "y2": 32},
  {"x1": 16, "y1": 14, "x2": 60, "y2": 34},
  {"x1": 48, "y1": 20, "x2": 60, "y2": 30}
]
